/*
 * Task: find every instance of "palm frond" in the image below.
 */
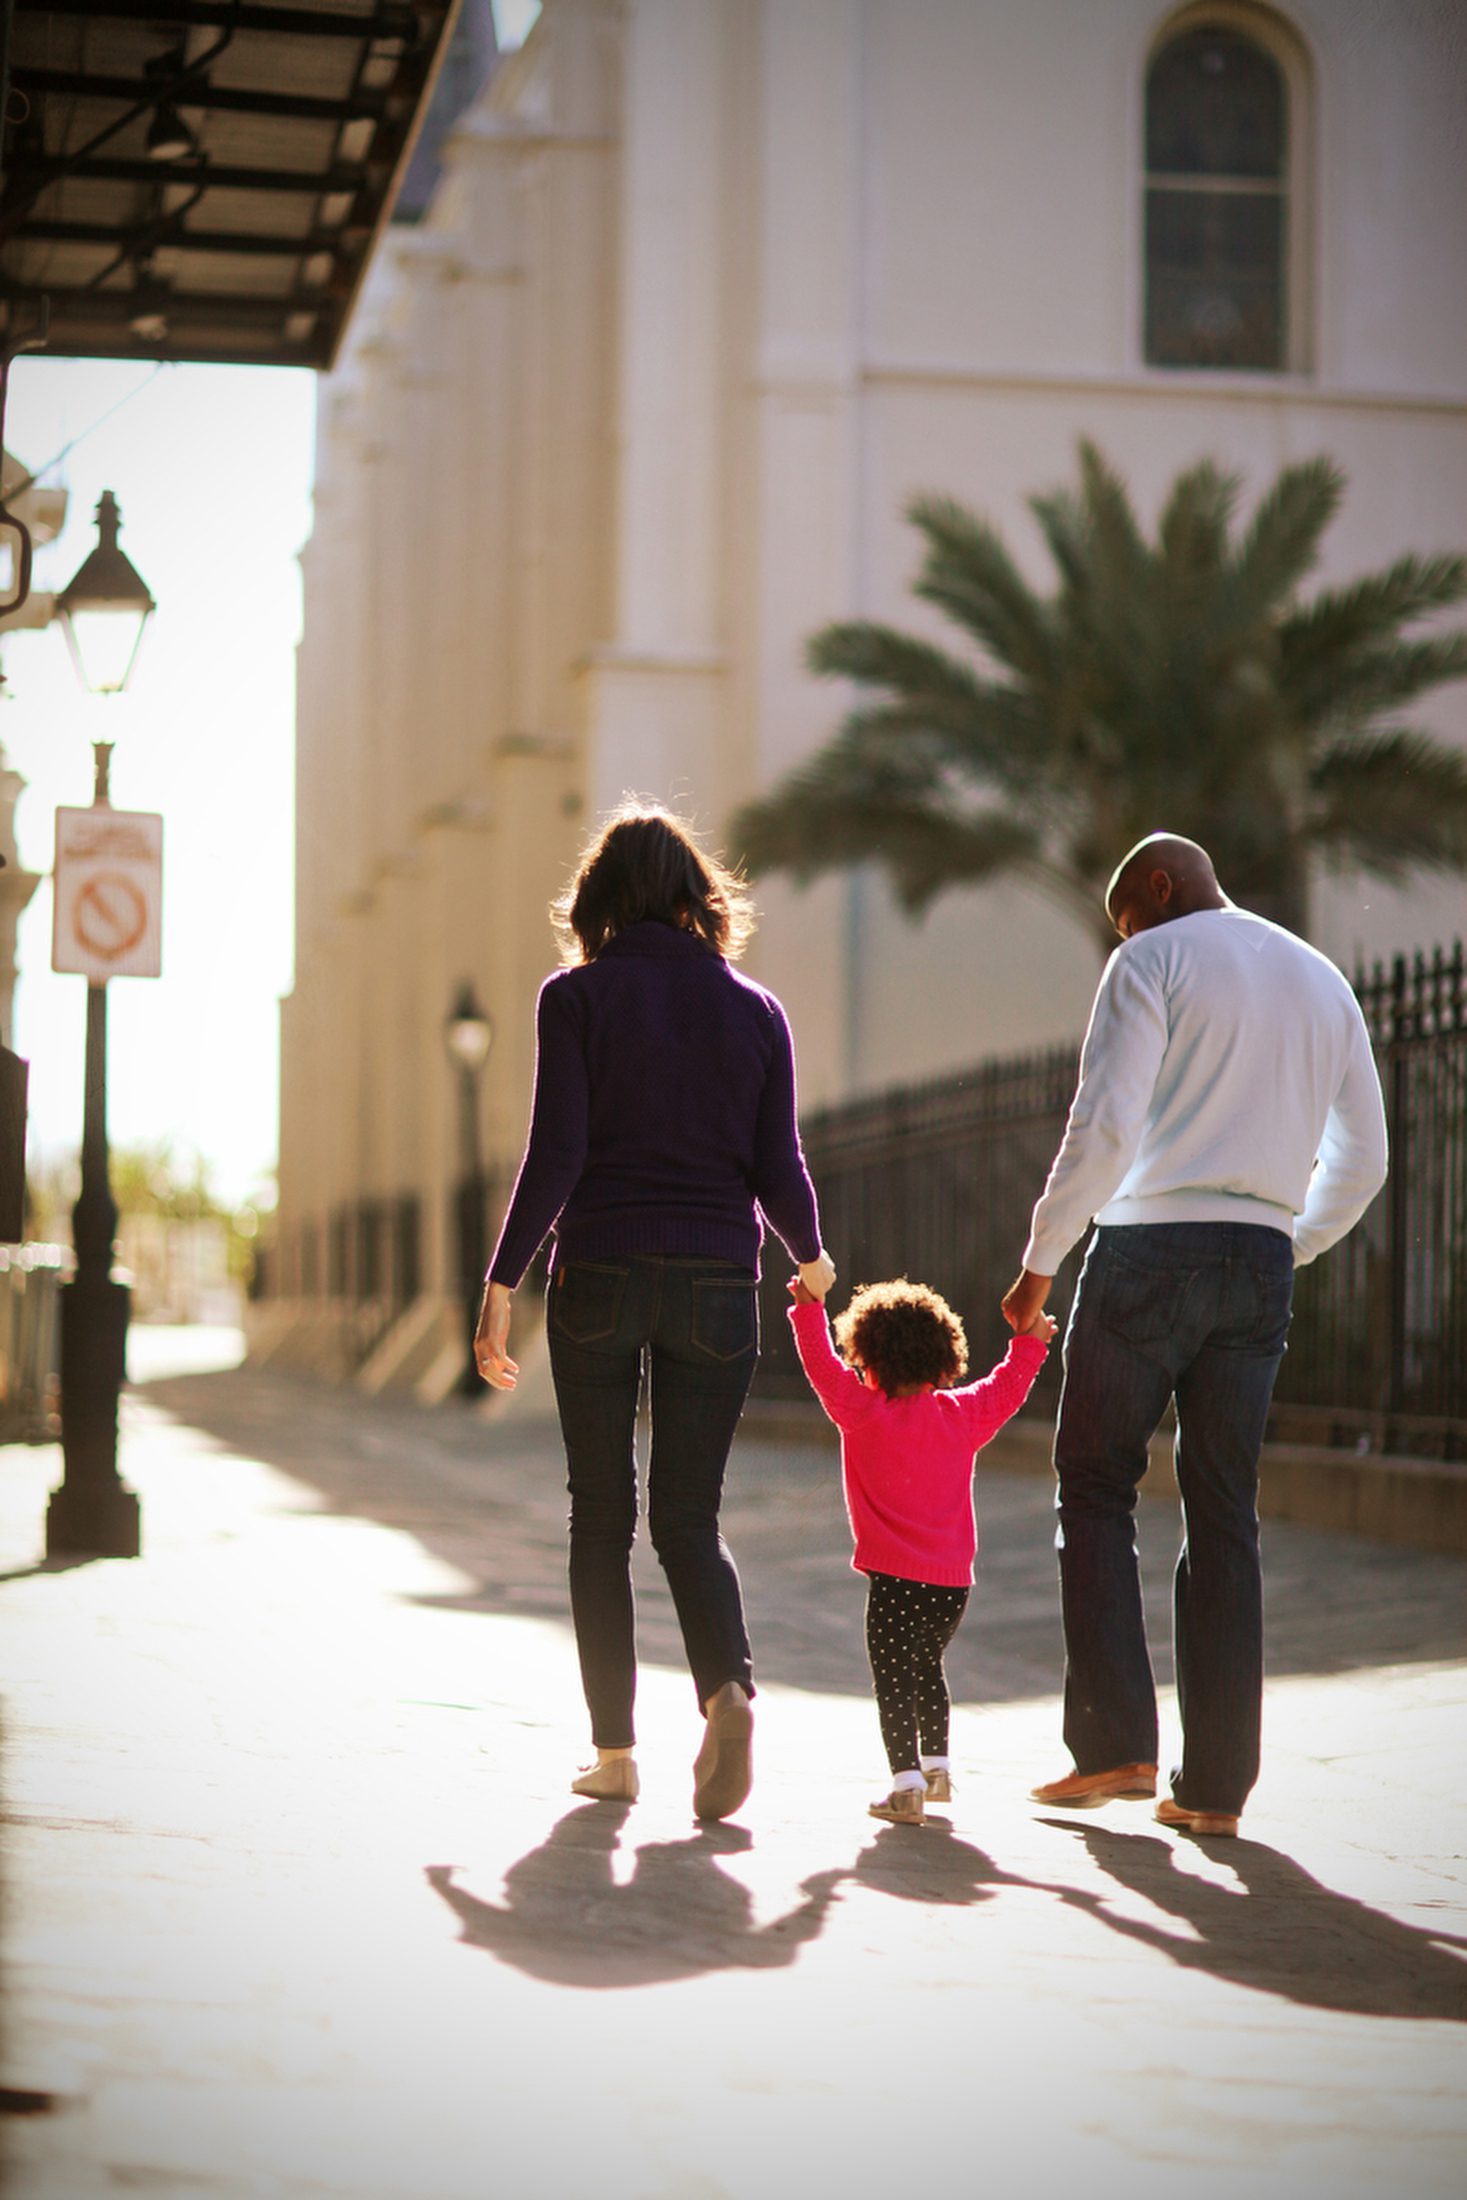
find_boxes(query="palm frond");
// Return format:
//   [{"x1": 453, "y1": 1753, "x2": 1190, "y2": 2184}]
[
  {"x1": 747, "y1": 442, "x2": 1467, "y2": 945},
  {"x1": 862, "y1": 807, "x2": 1044, "y2": 913},
  {"x1": 1076, "y1": 439, "x2": 1151, "y2": 591},
  {"x1": 804, "y1": 617, "x2": 1058, "y2": 792},
  {"x1": 1290, "y1": 632, "x2": 1467, "y2": 733},
  {"x1": 905, "y1": 493, "x2": 1058, "y2": 688},
  {"x1": 1280, "y1": 553, "x2": 1467, "y2": 721},
  {"x1": 1305, "y1": 729, "x2": 1467, "y2": 877},
  {"x1": 1221, "y1": 456, "x2": 1344, "y2": 633},
  {"x1": 1158, "y1": 458, "x2": 1240, "y2": 602},
  {"x1": 828, "y1": 693, "x2": 1054, "y2": 802},
  {"x1": 731, "y1": 765, "x2": 1041, "y2": 913},
  {"x1": 1028, "y1": 486, "x2": 1091, "y2": 600},
  {"x1": 806, "y1": 620, "x2": 979, "y2": 700}
]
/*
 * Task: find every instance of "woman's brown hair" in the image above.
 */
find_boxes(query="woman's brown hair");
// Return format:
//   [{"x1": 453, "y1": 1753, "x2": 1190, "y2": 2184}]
[{"x1": 554, "y1": 802, "x2": 756, "y2": 964}]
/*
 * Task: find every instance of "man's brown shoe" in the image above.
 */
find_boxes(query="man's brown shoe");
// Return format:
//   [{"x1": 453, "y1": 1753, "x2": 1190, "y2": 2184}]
[
  {"x1": 1155, "y1": 1797, "x2": 1239, "y2": 1838},
  {"x1": 1029, "y1": 1761, "x2": 1157, "y2": 1807}
]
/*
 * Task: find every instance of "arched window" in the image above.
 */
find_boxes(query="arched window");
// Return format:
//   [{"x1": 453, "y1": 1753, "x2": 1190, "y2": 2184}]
[{"x1": 1144, "y1": 17, "x2": 1297, "y2": 370}]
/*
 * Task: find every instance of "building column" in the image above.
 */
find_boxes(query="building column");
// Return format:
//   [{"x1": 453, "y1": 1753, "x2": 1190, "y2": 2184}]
[
  {"x1": 739, "y1": 0, "x2": 864, "y2": 1106},
  {"x1": 580, "y1": 0, "x2": 726, "y2": 822}
]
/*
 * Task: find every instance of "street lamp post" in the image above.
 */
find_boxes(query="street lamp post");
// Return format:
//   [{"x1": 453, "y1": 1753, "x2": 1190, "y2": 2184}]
[
  {"x1": 45, "y1": 491, "x2": 156, "y2": 1560},
  {"x1": 444, "y1": 982, "x2": 493, "y2": 1396}
]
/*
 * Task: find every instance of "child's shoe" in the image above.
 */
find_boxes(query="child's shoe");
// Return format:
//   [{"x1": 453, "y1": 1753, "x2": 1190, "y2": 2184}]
[
  {"x1": 923, "y1": 1768, "x2": 953, "y2": 1804},
  {"x1": 870, "y1": 1781, "x2": 925, "y2": 1826}
]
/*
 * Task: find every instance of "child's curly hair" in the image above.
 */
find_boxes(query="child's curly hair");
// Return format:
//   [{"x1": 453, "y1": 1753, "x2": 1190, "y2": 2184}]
[{"x1": 833, "y1": 1279, "x2": 968, "y2": 1397}]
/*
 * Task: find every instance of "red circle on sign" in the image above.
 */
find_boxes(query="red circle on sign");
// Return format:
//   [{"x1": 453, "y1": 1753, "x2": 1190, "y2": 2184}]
[{"x1": 74, "y1": 872, "x2": 148, "y2": 959}]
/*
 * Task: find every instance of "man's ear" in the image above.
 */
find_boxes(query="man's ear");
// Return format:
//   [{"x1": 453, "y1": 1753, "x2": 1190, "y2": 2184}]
[{"x1": 1150, "y1": 868, "x2": 1173, "y2": 906}]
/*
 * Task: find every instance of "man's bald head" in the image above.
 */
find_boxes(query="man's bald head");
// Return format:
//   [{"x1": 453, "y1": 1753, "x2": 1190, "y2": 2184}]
[{"x1": 1105, "y1": 834, "x2": 1228, "y2": 940}]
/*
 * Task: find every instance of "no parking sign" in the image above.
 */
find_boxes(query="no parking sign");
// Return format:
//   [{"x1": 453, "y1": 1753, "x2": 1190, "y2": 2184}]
[{"x1": 51, "y1": 806, "x2": 163, "y2": 981}]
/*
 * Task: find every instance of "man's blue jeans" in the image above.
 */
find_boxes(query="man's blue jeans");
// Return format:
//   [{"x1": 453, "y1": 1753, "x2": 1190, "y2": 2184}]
[
  {"x1": 546, "y1": 1254, "x2": 759, "y2": 1749},
  {"x1": 1053, "y1": 1222, "x2": 1294, "y2": 1815}
]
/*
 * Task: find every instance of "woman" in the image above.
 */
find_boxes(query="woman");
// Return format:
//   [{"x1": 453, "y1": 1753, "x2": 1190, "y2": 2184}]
[{"x1": 475, "y1": 804, "x2": 835, "y2": 1820}]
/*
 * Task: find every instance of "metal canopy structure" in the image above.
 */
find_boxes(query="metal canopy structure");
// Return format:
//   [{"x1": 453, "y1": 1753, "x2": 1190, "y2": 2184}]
[{"x1": 0, "y1": 0, "x2": 459, "y2": 370}]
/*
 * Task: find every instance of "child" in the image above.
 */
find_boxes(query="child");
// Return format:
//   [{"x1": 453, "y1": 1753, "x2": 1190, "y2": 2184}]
[{"x1": 789, "y1": 1274, "x2": 1057, "y2": 1825}]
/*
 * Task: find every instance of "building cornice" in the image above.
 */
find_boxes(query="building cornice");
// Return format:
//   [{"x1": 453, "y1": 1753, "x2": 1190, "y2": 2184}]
[
  {"x1": 860, "y1": 360, "x2": 1467, "y2": 419},
  {"x1": 580, "y1": 646, "x2": 727, "y2": 679}
]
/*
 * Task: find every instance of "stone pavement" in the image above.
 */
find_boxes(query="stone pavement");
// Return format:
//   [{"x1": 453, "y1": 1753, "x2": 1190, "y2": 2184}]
[{"x1": 1, "y1": 1330, "x2": 1464, "y2": 2200}]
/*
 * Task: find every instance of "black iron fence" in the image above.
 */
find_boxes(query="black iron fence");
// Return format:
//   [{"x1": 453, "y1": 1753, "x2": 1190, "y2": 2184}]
[
  {"x1": 1273, "y1": 942, "x2": 1467, "y2": 1453},
  {"x1": 756, "y1": 1045, "x2": 1083, "y2": 1413},
  {"x1": 757, "y1": 941, "x2": 1467, "y2": 1459}
]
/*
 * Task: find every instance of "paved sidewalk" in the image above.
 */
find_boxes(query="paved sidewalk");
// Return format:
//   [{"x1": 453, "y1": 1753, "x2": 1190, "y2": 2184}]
[{"x1": 2, "y1": 1340, "x2": 1464, "y2": 2199}]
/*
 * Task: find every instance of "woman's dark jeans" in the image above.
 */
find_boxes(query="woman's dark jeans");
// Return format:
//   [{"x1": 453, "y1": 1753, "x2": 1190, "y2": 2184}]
[
  {"x1": 1053, "y1": 1222, "x2": 1295, "y2": 1816},
  {"x1": 546, "y1": 1254, "x2": 759, "y2": 1748}
]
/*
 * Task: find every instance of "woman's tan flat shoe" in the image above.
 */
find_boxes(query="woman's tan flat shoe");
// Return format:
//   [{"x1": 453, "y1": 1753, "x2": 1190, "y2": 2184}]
[
  {"x1": 571, "y1": 1756, "x2": 639, "y2": 1802},
  {"x1": 693, "y1": 1682, "x2": 753, "y2": 1820}
]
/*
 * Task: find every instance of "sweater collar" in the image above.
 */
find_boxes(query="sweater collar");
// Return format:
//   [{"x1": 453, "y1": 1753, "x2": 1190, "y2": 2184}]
[{"x1": 597, "y1": 921, "x2": 718, "y2": 960}]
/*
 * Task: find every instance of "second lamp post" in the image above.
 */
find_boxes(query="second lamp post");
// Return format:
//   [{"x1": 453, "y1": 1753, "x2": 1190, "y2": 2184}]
[{"x1": 444, "y1": 982, "x2": 493, "y2": 1394}]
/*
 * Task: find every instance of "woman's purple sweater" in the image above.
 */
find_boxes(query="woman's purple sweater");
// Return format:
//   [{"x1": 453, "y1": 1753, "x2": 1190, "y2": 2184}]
[{"x1": 487, "y1": 921, "x2": 823, "y2": 1288}]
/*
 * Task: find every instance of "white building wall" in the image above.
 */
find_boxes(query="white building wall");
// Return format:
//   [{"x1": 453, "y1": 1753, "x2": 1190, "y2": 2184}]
[{"x1": 825, "y1": 0, "x2": 1467, "y2": 1091}]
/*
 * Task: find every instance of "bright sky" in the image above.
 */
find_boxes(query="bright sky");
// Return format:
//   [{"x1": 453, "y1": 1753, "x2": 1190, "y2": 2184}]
[
  {"x1": 493, "y1": 0, "x2": 541, "y2": 42},
  {"x1": 3, "y1": 358, "x2": 316, "y2": 1210}
]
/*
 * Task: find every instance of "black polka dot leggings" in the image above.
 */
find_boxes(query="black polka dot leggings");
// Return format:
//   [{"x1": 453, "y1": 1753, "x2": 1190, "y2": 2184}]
[{"x1": 865, "y1": 1570, "x2": 971, "y2": 1775}]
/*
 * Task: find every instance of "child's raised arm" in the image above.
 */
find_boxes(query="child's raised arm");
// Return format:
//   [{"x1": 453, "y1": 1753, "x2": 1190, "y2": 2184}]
[
  {"x1": 957, "y1": 1330, "x2": 1051, "y2": 1448},
  {"x1": 787, "y1": 1285, "x2": 877, "y2": 1432}
]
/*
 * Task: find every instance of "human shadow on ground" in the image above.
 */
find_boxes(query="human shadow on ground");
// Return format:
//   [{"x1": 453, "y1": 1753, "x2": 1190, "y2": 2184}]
[
  {"x1": 426, "y1": 1804, "x2": 1110, "y2": 1990},
  {"x1": 849, "y1": 1814, "x2": 1099, "y2": 1920},
  {"x1": 426, "y1": 1802, "x2": 846, "y2": 1988},
  {"x1": 1043, "y1": 1818, "x2": 1467, "y2": 2021}
]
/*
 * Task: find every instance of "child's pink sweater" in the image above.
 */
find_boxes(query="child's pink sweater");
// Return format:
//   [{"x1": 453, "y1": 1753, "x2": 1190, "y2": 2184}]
[{"x1": 789, "y1": 1300, "x2": 1049, "y2": 1587}]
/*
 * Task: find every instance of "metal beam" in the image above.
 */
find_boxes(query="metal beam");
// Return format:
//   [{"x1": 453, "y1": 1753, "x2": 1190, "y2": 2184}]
[
  {"x1": 4, "y1": 151, "x2": 369, "y2": 194},
  {"x1": 13, "y1": 0, "x2": 421, "y2": 42},
  {"x1": 11, "y1": 65, "x2": 394, "y2": 126},
  {"x1": 9, "y1": 323, "x2": 334, "y2": 367},
  {"x1": 19, "y1": 215, "x2": 341, "y2": 256},
  {"x1": 30, "y1": 283, "x2": 330, "y2": 323}
]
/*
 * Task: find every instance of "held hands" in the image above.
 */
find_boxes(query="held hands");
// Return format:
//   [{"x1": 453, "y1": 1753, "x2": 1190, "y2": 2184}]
[
  {"x1": 1002, "y1": 1268, "x2": 1055, "y2": 1341},
  {"x1": 795, "y1": 1250, "x2": 836, "y2": 1303},
  {"x1": 473, "y1": 1280, "x2": 519, "y2": 1389}
]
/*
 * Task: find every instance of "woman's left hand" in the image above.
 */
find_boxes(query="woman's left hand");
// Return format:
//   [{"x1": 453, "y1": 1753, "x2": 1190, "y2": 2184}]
[{"x1": 474, "y1": 1281, "x2": 519, "y2": 1389}]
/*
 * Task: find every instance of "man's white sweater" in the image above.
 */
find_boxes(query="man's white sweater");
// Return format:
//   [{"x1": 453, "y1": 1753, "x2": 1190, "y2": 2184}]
[{"x1": 1023, "y1": 907, "x2": 1388, "y2": 1277}]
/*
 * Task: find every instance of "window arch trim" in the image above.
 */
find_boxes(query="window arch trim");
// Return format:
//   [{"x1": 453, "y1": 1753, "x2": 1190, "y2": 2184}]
[{"x1": 1140, "y1": 1, "x2": 1315, "y2": 376}]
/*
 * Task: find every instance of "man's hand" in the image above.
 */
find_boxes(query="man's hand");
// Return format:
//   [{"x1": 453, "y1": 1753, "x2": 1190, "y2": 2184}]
[
  {"x1": 1002, "y1": 1268, "x2": 1054, "y2": 1335},
  {"x1": 798, "y1": 1250, "x2": 836, "y2": 1302},
  {"x1": 474, "y1": 1280, "x2": 519, "y2": 1390}
]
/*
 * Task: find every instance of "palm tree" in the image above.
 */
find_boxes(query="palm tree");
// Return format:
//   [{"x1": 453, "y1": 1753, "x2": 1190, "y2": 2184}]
[{"x1": 731, "y1": 442, "x2": 1467, "y2": 948}]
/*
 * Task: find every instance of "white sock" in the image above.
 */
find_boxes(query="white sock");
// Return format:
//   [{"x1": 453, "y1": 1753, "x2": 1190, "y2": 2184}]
[
  {"x1": 890, "y1": 1768, "x2": 927, "y2": 1793},
  {"x1": 920, "y1": 1754, "x2": 950, "y2": 1773}
]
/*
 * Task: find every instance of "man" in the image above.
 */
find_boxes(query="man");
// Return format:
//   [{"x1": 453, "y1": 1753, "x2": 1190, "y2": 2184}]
[{"x1": 1003, "y1": 834, "x2": 1388, "y2": 1837}]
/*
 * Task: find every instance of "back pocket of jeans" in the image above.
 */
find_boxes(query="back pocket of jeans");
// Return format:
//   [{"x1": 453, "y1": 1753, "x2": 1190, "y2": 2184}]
[
  {"x1": 1243, "y1": 1258, "x2": 1295, "y2": 1353},
  {"x1": 1097, "y1": 1249, "x2": 1189, "y2": 1348},
  {"x1": 550, "y1": 1262, "x2": 626, "y2": 1343},
  {"x1": 690, "y1": 1276, "x2": 758, "y2": 1361}
]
